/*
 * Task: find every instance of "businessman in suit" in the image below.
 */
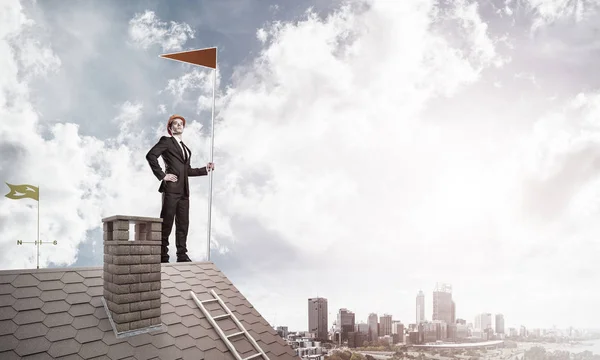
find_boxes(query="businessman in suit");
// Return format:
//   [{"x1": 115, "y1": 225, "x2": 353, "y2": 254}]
[{"x1": 146, "y1": 114, "x2": 215, "y2": 263}]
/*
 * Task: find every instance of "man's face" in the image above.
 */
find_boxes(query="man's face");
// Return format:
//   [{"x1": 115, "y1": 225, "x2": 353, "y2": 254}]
[{"x1": 171, "y1": 119, "x2": 184, "y2": 135}]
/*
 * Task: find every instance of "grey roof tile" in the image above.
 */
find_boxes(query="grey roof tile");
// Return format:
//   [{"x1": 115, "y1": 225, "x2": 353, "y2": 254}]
[
  {"x1": 14, "y1": 335, "x2": 51, "y2": 356},
  {"x1": 69, "y1": 303, "x2": 96, "y2": 317},
  {"x1": 101, "y1": 331, "x2": 127, "y2": 346},
  {"x1": 168, "y1": 323, "x2": 188, "y2": 337},
  {"x1": 12, "y1": 274, "x2": 40, "y2": 288},
  {"x1": 174, "y1": 304, "x2": 194, "y2": 317},
  {"x1": 43, "y1": 312, "x2": 73, "y2": 328},
  {"x1": 174, "y1": 334, "x2": 195, "y2": 350},
  {"x1": 40, "y1": 289, "x2": 67, "y2": 302},
  {"x1": 32, "y1": 272, "x2": 64, "y2": 281},
  {"x1": 90, "y1": 297, "x2": 103, "y2": 309},
  {"x1": 79, "y1": 340, "x2": 109, "y2": 359},
  {"x1": 75, "y1": 326, "x2": 104, "y2": 344},
  {"x1": 180, "y1": 314, "x2": 197, "y2": 327},
  {"x1": 76, "y1": 270, "x2": 101, "y2": 279},
  {"x1": 93, "y1": 307, "x2": 107, "y2": 320},
  {"x1": 22, "y1": 352, "x2": 54, "y2": 360},
  {"x1": 48, "y1": 338, "x2": 82, "y2": 358},
  {"x1": 38, "y1": 280, "x2": 64, "y2": 291},
  {"x1": 13, "y1": 286, "x2": 42, "y2": 299},
  {"x1": 13, "y1": 309, "x2": 46, "y2": 325},
  {"x1": 56, "y1": 354, "x2": 84, "y2": 360},
  {"x1": 13, "y1": 297, "x2": 44, "y2": 311},
  {"x1": 0, "y1": 306, "x2": 16, "y2": 320},
  {"x1": 124, "y1": 332, "x2": 153, "y2": 347},
  {"x1": 204, "y1": 348, "x2": 236, "y2": 360},
  {"x1": 0, "y1": 334, "x2": 19, "y2": 351},
  {"x1": 0, "y1": 350, "x2": 20, "y2": 360},
  {"x1": 151, "y1": 332, "x2": 175, "y2": 349},
  {"x1": 0, "y1": 294, "x2": 16, "y2": 307},
  {"x1": 66, "y1": 292, "x2": 92, "y2": 305},
  {"x1": 14, "y1": 322, "x2": 49, "y2": 339},
  {"x1": 106, "y1": 342, "x2": 134, "y2": 359},
  {"x1": 83, "y1": 278, "x2": 103, "y2": 287},
  {"x1": 61, "y1": 272, "x2": 84, "y2": 284},
  {"x1": 0, "y1": 274, "x2": 17, "y2": 284},
  {"x1": 0, "y1": 319, "x2": 18, "y2": 336},
  {"x1": 131, "y1": 343, "x2": 158, "y2": 360},
  {"x1": 46, "y1": 324, "x2": 77, "y2": 342},
  {"x1": 181, "y1": 346, "x2": 204, "y2": 360},
  {"x1": 0, "y1": 283, "x2": 15, "y2": 295},
  {"x1": 97, "y1": 319, "x2": 111, "y2": 332},
  {"x1": 86, "y1": 286, "x2": 103, "y2": 297},
  {"x1": 64, "y1": 283, "x2": 87, "y2": 294},
  {"x1": 156, "y1": 344, "x2": 183, "y2": 360},
  {"x1": 72, "y1": 314, "x2": 100, "y2": 330}
]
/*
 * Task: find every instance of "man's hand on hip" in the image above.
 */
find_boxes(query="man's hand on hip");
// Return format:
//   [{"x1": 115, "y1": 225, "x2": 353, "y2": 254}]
[
  {"x1": 207, "y1": 162, "x2": 215, "y2": 171},
  {"x1": 164, "y1": 174, "x2": 178, "y2": 182}
]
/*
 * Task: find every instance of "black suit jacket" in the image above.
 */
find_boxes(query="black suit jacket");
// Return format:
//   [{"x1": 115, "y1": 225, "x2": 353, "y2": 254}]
[{"x1": 146, "y1": 136, "x2": 208, "y2": 196}]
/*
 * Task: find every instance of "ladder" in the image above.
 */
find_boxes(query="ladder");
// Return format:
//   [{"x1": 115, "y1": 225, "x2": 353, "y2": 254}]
[{"x1": 190, "y1": 289, "x2": 270, "y2": 360}]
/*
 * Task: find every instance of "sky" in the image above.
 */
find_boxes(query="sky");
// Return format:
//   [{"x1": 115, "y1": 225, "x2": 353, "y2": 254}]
[{"x1": 1, "y1": 0, "x2": 600, "y2": 333}]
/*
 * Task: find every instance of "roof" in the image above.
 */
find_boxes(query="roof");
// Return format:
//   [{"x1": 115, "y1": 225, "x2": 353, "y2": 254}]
[{"x1": 0, "y1": 261, "x2": 298, "y2": 359}]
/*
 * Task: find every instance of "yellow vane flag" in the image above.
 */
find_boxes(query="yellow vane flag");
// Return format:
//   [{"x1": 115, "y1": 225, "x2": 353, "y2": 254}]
[
  {"x1": 159, "y1": 47, "x2": 217, "y2": 69},
  {"x1": 5, "y1": 183, "x2": 39, "y2": 201}
]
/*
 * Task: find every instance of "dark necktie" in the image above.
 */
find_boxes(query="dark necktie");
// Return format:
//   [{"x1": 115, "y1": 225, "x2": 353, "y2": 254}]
[{"x1": 180, "y1": 141, "x2": 187, "y2": 161}]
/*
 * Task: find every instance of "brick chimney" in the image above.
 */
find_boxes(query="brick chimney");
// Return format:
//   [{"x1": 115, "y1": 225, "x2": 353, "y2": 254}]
[{"x1": 101, "y1": 215, "x2": 164, "y2": 336}]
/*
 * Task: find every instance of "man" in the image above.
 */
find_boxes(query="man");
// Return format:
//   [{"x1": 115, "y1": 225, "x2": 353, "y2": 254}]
[{"x1": 146, "y1": 114, "x2": 215, "y2": 263}]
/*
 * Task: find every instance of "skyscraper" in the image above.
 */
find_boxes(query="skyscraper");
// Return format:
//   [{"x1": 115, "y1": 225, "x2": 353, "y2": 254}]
[
  {"x1": 416, "y1": 290, "x2": 425, "y2": 324},
  {"x1": 475, "y1": 313, "x2": 492, "y2": 330},
  {"x1": 368, "y1": 313, "x2": 378, "y2": 341},
  {"x1": 337, "y1": 308, "x2": 355, "y2": 343},
  {"x1": 379, "y1": 314, "x2": 392, "y2": 336},
  {"x1": 432, "y1": 283, "x2": 453, "y2": 324},
  {"x1": 495, "y1": 314, "x2": 505, "y2": 334},
  {"x1": 308, "y1": 297, "x2": 328, "y2": 341}
]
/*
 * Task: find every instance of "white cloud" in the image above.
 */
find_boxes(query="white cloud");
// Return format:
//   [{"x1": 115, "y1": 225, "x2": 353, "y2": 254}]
[
  {"x1": 128, "y1": 10, "x2": 195, "y2": 51},
  {"x1": 524, "y1": 0, "x2": 600, "y2": 29}
]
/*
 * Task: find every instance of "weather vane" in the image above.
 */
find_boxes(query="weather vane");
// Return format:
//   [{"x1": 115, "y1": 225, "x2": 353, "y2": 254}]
[{"x1": 5, "y1": 183, "x2": 57, "y2": 269}]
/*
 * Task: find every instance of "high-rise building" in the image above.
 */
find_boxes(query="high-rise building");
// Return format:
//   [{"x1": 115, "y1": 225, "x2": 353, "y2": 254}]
[
  {"x1": 495, "y1": 314, "x2": 505, "y2": 334},
  {"x1": 379, "y1": 314, "x2": 392, "y2": 336},
  {"x1": 368, "y1": 313, "x2": 378, "y2": 341},
  {"x1": 475, "y1": 313, "x2": 492, "y2": 331},
  {"x1": 308, "y1": 297, "x2": 328, "y2": 341},
  {"x1": 337, "y1": 308, "x2": 355, "y2": 343},
  {"x1": 392, "y1": 321, "x2": 405, "y2": 343},
  {"x1": 432, "y1": 283, "x2": 453, "y2": 325},
  {"x1": 451, "y1": 301, "x2": 456, "y2": 324},
  {"x1": 416, "y1": 290, "x2": 425, "y2": 324}
]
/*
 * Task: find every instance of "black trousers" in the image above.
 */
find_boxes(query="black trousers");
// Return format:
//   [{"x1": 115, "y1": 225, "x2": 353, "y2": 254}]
[{"x1": 160, "y1": 192, "x2": 190, "y2": 261}]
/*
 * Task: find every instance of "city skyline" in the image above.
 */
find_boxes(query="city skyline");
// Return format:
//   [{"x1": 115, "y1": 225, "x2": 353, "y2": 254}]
[{"x1": 298, "y1": 282, "x2": 566, "y2": 334}]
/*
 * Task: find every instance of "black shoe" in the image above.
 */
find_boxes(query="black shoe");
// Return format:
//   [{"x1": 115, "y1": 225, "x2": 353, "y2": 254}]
[
  {"x1": 161, "y1": 257, "x2": 169, "y2": 263},
  {"x1": 176, "y1": 255, "x2": 192, "y2": 262}
]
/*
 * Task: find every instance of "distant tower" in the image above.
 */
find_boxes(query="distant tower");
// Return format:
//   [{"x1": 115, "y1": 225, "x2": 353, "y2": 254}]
[
  {"x1": 308, "y1": 297, "x2": 328, "y2": 341},
  {"x1": 495, "y1": 314, "x2": 505, "y2": 334},
  {"x1": 416, "y1": 290, "x2": 425, "y2": 324},
  {"x1": 368, "y1": 313, "x2": 378, "y2": 341},
  {"x1": 432, "y1": 283, "x2": 453, "y2": 324}
]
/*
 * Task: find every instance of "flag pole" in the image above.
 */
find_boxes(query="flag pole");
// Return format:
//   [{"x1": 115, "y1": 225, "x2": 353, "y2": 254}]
[
  {"x1": 37, "y1": 185, "x2": 40, "y2": 269},
  {"x1": 206, "y1": 49, "x2": 217, "y2": 262}
]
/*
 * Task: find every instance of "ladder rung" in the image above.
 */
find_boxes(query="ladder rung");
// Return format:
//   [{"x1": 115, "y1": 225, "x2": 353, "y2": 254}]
[
  {"x1": 201, "y1": 298, "x2": 218, "y2": 303},
  {"x1": 243, "y1": 353, "x2": 264, "y2": 360},
  {"x1": 213, "y1": 313, "x2": 230, "y2": 320},
  {"x1": 227, "y1": 331, "x2": 245, "y2": 338}
]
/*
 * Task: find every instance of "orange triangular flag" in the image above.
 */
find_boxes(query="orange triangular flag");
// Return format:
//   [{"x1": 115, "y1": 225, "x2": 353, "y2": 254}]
[{"x1": 159, "y1": 47, "x2": 217, "y2": 69}]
